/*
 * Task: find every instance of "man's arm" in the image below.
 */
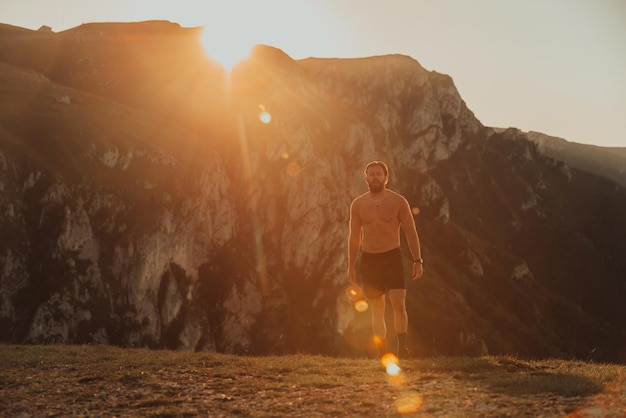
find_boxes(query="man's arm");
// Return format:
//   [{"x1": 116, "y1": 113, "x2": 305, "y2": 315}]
[
  {"x1": 399, "y1": 197, "x2": 424, "y2": 280},
  {"x1": 347, "y1": 199, "x2": 362, "y2": 284}
]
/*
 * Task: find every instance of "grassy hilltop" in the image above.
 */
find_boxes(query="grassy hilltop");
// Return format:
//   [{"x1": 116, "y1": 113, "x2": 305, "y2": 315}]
[{"x1": 1, "y1": 345, "x2": 625, "y2": 417}]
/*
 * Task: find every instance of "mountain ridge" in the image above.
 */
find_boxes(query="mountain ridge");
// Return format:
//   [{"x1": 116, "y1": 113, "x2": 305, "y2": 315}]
[
  {"x1": 526, "y1": 130, "x2": 626, "y2": 188},
  {"x1": 1, "y1": 21, "x2": 625, "y2": 362}
]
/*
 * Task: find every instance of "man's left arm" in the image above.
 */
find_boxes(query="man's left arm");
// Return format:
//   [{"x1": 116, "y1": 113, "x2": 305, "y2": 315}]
[{"x1": 399, "y1": 197, "x2": 424, "y2": 280}]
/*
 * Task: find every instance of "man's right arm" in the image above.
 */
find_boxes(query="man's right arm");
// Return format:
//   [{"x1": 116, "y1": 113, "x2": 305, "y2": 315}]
[{"x1": 347, "y1": 200, "x2": 362, "y2": 284}]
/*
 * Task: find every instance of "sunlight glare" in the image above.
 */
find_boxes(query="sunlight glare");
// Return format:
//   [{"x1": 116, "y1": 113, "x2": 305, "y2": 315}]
[
  {"x1": 395, "y1": 392, "x2": 424, "y2": 415},
  {"x1": 258, "y1": 105, "x2": 272, "y2": 124},
  {"x1": 386, "y1": 362, "x2": 401, "y2": 377},
  {"x1": 354, "y1": 300, "x2": 369, "y2": 312},
  {"x1": 347, "y1": 285, "x2": 362, "y2": 301},
  {"x1": 259, "y1": 111, "x2": 272, "y2": 124},
  {"x1": 381, "y1": 353, "x2": 399, "y2": 369},
  {"x1": 201, "y1": 26, "x2": 254, "y2": 72},
  {"x1": 387, "y1": 370, "x2": 406, "y2": 387},
  {"x1": 348, "y1": 286, "x2": 368, "y2": 311}
]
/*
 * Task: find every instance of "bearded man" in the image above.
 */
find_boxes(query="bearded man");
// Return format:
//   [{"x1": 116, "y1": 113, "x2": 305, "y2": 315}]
[{"x1": 346, "y1": 161, "x2": 424, "y2": 358}]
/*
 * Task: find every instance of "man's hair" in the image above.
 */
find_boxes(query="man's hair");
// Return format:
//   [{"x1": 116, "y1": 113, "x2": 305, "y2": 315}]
[{"x1": 364, "y1": 161, "x2": 389, "y2": 177}]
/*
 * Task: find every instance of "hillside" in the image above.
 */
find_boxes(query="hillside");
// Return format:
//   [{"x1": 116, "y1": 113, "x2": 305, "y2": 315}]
[
  {"x1": 1, "y1": 21, "x2": 626, "y2": 363},
  {"x1": 2, "y1": 345, "x2": 625, "y2": 417},
  {"x1": 527, "y1": 131, "x2": 626, "y2": 188}
]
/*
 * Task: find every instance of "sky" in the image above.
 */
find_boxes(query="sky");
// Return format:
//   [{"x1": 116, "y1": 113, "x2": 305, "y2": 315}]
[{"x1": 1, "y1": 0, "x2": 625, "y2": 148}]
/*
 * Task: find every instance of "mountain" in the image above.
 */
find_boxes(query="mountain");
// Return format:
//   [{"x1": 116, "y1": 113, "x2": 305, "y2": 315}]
[
  {"x1": 1, "y1": 21, "x2": 625, "y2": 362},
  {"x1": 526, "y1": 131, "x2": 626, "y2": 188}
]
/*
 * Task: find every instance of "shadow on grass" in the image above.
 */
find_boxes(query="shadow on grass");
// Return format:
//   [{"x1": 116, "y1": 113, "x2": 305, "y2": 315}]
[{"x1": 415, "y1": 355, "x2": 606, "y2": 398}]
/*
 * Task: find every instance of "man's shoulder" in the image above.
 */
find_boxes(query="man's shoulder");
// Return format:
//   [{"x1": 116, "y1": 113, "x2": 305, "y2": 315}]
[
  {"x1": 387, "y1": 189, "x2": 408, "y2": 201},
  {"x1": 351, "y1": 192, "x2": 369, "y2": 207}
]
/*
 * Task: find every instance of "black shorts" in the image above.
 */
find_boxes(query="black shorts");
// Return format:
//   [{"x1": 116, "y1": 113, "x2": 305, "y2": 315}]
[{"x1": 359, "y1": 248, "x2": 405, "y2": 298}]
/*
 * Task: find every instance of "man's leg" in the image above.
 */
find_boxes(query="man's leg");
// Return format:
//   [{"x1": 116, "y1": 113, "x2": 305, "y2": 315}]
[
  {"x1": 369, "y1": 294, "x2": 387, "y2": 356},
  {"x1": 388, "y1": 289, "x2": 408, "y2": 332},
  {"x1": 389, "y1": 289, "x2": 410, "y2": 357}
]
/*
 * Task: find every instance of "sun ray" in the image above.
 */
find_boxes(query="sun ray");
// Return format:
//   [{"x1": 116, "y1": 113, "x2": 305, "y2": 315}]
[{"x1": 201, "y1": 26, "x2": 255, "y2": 72}]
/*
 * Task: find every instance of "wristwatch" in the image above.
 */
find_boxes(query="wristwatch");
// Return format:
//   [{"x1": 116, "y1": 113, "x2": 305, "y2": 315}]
[{"x1": 413, "y1": 258, "x2": 424, "y2": 264}]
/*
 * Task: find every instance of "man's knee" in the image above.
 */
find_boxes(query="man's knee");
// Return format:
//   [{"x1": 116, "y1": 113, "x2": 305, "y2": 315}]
[
  {"x1": 388, "y1": 290, "x2": 406, "y2": 307},
  {"x1": 391, "y1": 303, "x2": 406, "y2": 314}
]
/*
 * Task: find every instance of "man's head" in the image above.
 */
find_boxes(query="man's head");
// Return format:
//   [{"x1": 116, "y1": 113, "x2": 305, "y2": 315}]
[{"x1": 364, "y1": 161, "x2": 389, "y2": 193}]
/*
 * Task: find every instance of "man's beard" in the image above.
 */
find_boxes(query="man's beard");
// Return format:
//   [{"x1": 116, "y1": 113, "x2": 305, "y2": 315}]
[{"x1": 368, "y1": 181, "x2": 385, "y2": 193}]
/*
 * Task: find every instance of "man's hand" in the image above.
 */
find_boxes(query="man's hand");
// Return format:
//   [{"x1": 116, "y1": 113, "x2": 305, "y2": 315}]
[{"x1": 412, "y1": 262, "x2": 424, "y2": 280}]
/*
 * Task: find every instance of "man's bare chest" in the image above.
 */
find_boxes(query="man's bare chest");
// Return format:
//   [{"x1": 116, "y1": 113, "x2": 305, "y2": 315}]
[{"x1": 360, "y1": 199, "x2": 399, "y2": 225}]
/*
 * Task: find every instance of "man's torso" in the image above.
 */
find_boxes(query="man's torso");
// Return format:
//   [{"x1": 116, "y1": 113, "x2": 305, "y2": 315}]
[{"x1": 356, "y1": 190, "x2": 403, "y2": 253}]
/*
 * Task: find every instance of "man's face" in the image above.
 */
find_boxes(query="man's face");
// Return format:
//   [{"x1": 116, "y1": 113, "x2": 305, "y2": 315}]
[{"x1": 365, "y1": 166, "x2": 387, "y2": 193}]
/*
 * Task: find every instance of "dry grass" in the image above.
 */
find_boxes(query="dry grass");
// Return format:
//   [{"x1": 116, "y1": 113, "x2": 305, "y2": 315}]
[{"x1": 1, "y1": 344, "x2": 625, "y2": 417}]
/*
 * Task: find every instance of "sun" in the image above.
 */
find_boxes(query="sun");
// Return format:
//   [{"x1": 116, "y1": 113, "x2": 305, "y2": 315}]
[
  {"x1": 193, "y1": 2, "x2": 331, "y2": 72},
  {"x1": 201, "y1": 25, "x2": 255, "y2": 72}
]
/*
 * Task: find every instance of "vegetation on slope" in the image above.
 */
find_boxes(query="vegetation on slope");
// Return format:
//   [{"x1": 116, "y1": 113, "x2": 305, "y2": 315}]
[{"x1": 1, "y1": 345, "x2": 625, "y2": 417}]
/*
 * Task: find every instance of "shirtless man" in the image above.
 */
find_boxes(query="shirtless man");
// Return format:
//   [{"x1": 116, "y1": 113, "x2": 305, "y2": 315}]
[{"x1": 347, "y1": 161, "x2": 424, "y2": 358}]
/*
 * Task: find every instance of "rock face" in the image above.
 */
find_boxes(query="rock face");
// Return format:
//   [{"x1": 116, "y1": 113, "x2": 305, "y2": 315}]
[
  {"x1": 1, "y1": 22, "x2": 625, "y2": 361},
  {"x1": 527, "y1": 131, "x2": 626, "y2": 188}
]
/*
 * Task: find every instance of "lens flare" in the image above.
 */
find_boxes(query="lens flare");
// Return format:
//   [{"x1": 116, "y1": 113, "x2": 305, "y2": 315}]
[
  {"x1": 377, "y1": 339, "x2": 424, "y2": 415},
  {"x1": 382, "y1": 353, "x2": 404, "y2": 383},
  {"x1": 395, "y1": 392, "x2": 424, "y2": 415},
  {"x1": 259, "y1": 111, "x2": 271, "y2": 124},
  {"x1": 258, "y1": 105, "x2": 272, "y2": 124},
  {"x1": 354, "y1": 300, "x2": 369, "y2": 312},
  {"x1": 381, "y1": 353, "x2": 399, "y2": 368},
  {"x1": 200, "y1": 27, "x2": 253, "y2": 72},
  {"x1": 347, "y1": 286, "x2": 363, "y2": 301},
  {"x1": 386, "y1": 362, "x2": 402, "y2": 377},
  {"x1": 280, "y1": 151, "x2": 289, "y2": 159},
  {"x1": 412, "y1": 207, "x2": 420, "y2": 215},
  {"x1": 388, "y1": 371, "x2": 406, "y2": 387}
]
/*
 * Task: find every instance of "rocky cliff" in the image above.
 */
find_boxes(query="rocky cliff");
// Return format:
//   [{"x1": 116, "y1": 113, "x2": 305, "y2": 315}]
[
  {"x1": 527, "y1": 131, "x2": 626, "y2": 188},
  {"x1": 1, "y1": 21, "x2": 625, "y2": 361}
]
